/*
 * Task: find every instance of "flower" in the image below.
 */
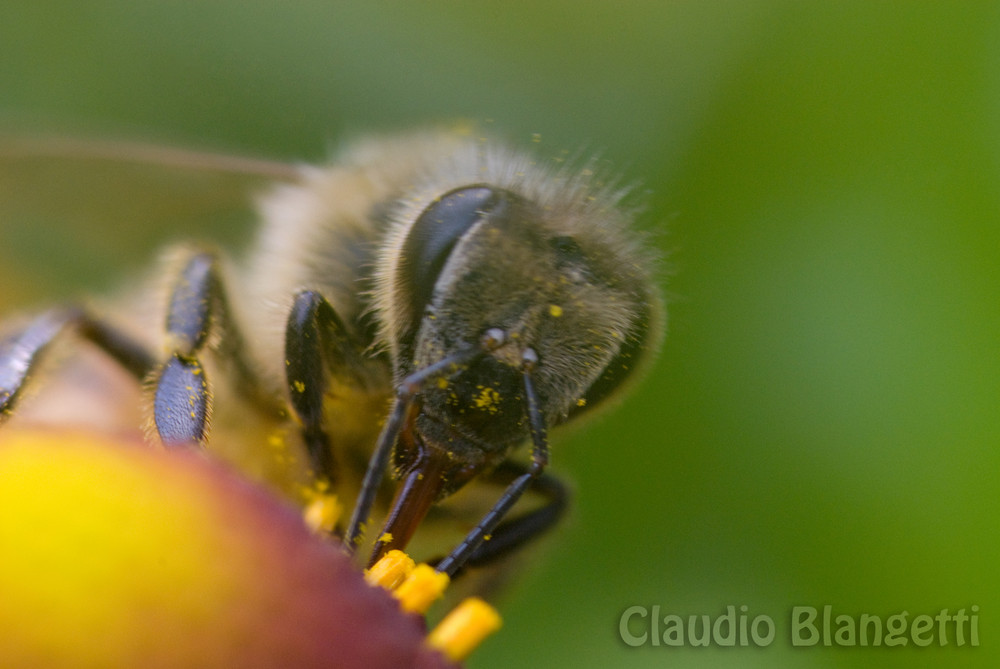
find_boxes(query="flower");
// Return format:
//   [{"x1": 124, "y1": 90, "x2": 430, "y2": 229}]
[{"x1": 0, "y1": 429, "x2": 495, "y2": 668}]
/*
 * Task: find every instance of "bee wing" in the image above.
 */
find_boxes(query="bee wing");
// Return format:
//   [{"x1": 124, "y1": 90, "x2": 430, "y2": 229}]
[
  {"x1": 0, "y1": 134, "x2": 299, "y2": 310},
  {"x1": 0, "y1": 135, "x2": 303, "y2": 434}
]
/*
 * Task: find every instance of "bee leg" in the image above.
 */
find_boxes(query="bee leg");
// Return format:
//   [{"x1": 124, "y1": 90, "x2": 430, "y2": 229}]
[
  {"x1": 461, "y1": 462, "x2": 568, "y2": 570},
  {"x1": 284, "y1": 290, "x2": 371, "y2": 483},
  {"x1": 153, "y1": 250, "x2": 271, "y2": 447},
  {"x1": 434, "y1": 462, "x2": 548, "y2": 578},
  {"x1": 346, "y1": 331, "x2": 504, "y2": 554},
  {"x1": 435, "y1": 350, "x2": 551, "y2": 578},
  {"x1": 1, "y1": 308, "x2": 155, "y2": 423}
]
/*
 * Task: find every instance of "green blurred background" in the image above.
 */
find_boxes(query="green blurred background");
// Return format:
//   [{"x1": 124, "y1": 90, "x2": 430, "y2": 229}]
[{"x1": 1, "y1": 2, "x2": 998, "y2": 667}]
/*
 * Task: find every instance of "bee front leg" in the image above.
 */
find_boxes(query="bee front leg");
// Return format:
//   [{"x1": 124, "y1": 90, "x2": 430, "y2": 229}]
[
  {"x1": 1, "y1": 308, "x2": 155, "y2": 423},
  {"x1": 153, "y1": 250, "x2": 272, "y2": 447},
  {"x1": 461, "y1": 461, "x2": 569, "y2": 570}
]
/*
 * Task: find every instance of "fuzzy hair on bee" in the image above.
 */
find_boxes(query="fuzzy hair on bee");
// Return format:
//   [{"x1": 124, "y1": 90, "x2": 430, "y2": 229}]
[{"x1": 0, "y1": 127, "x2": 664, "y2": 579}]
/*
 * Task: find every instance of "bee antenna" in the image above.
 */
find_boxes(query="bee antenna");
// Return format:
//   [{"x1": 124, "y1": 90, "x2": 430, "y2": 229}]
[
  {"x1": 435, "y1": 348, "x2": 549, "y2": 577},
  {"x1": 519, "y1": 348, "x2": 549, "y2": 465}
]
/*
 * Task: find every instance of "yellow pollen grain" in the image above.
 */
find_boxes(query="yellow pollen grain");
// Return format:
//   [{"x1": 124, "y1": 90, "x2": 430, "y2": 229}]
[
  {"x1": 267, "y1": 429, "x2": 293, "y2": 467},
  {"x1": 472, "y1": 387, "x2": 500, "y2": 413},
  {"x1": 548, "y1": 304, "x2": 563, "y2": 317},
  {"x1": 436, "y1": 377, "x2": 449, "y2": 389},
  {"x1": 427, "y1": 597, "x2": 502, "y2": 662},
  {"x1": 576, "y1": 397, "x2": 587, "y2": 407},
  {"x1": 292, "y1": 380, "x2": 305, "y2": 393},
  {"x1": 267, "y1": 430, "x2": 288, "y2": 452},
  {"x1": 377, "y1": 532, "x2": 394, "y2": 544}
]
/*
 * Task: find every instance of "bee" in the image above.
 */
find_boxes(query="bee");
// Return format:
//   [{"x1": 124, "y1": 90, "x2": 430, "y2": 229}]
[{"x1": 0, "y1": 128, "x2": 664, "y2": 578}]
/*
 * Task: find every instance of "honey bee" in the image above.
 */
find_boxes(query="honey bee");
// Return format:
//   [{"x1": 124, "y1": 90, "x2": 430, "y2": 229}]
[{"x1": 0, "y1": 128, "x2": 664, "y2": 578}]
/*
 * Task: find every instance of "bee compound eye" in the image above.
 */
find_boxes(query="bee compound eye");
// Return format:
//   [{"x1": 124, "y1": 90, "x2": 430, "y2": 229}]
[{"x1": 400, "y1": 186, "x2": 511, "y2": 338}]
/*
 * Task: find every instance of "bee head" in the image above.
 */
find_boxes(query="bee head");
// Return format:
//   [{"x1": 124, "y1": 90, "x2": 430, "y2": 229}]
[{"x1": 383, "y1": 182, "x2": 660, "y2": 483}]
